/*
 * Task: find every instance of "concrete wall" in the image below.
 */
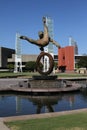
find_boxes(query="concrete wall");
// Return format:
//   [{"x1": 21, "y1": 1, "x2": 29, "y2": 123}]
[{"x1": 8, "y1": 54, "x2": 38, "y2": 62}]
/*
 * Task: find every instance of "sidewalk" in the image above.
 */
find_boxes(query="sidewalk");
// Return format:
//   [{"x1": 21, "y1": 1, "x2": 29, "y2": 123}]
[{"x1": 0, "y1": 119, "x2": 10, "y2": 130}]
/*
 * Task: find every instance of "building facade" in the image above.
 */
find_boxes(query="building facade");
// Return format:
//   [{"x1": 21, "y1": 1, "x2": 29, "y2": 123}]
[
  {"x1": 58, "y1": 46, "x2": 74, "y2": 72},
  {"x1": 0, "y1": 47, "x2": 15, "y2": 68},
  {"x1": 0, "y1": 46, "x2": 86, "y2": 73},
  {"x1": 69, "y1": 37, "x2": 78, "y2": 55}
]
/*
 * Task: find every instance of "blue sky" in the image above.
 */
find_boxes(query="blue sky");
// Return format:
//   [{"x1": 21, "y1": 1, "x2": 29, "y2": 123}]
[{"x1": 0, "y1": 0, "x2": 87, "y2": 55}]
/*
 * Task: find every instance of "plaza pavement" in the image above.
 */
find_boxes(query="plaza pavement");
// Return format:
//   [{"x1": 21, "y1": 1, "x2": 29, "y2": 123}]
[{"x1": 0, "y1": 78, "x2": 28, "y2": 89}]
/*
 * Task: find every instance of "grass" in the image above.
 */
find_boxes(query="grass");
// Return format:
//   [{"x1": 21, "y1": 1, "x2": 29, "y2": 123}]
[
  {"x1": 0, "y1": 71, "x2": 87, "y2": 78},
  {"x1": 57, "y1": 73, "x2": 87, "y2": 78},
  {"x1": 0, "y1": 72, "x2": 39, "y2": 78},
  {"x1": 6, "y1": 112, "x2": 87, "y2": 130}
]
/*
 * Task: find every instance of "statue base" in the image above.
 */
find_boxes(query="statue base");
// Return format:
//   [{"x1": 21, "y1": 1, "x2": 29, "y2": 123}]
[
  {"x1": 28, "y1": 75, "x2": 61, "y2": 88},
  {"x1": 32, "y1": 75, "x2": 57, "y2": 80}
]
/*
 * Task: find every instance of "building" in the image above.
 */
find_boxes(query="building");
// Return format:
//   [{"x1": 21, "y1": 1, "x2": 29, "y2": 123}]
[
  {"x1": 58, "y1": 37, "x2": 79, "y2": 72},
  {"x1": 0, "y1": 47, "x2": 15, "y2": 68},
  {"x1": 69, "y1": 37, "x2": 78, "y2": 55},
  {"x1": 8, "y1": 54, "x2": 38, "y2": 68},
  {"x1": 0, "y1": 47, "x2": 58, "y2": 70},
  {"x1": 58, "y1": 46, "x2": 74, "y2": 72},
  {"x1": 0, "y1": 46, "x2": 87, "y2": 73}
]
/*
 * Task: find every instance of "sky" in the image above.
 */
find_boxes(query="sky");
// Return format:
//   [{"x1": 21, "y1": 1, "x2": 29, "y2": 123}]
[{"x1": 0, "y1": 0, "x2": 87, "y2": 55}]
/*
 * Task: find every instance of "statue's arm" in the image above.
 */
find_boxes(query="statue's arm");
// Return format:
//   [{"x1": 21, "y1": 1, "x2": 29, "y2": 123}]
[{"x1": 50, "y1": 38, "x2": 61, "y2": 48}]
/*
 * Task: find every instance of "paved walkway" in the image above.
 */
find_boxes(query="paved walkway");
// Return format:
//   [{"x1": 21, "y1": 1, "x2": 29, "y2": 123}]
[
  {"x1": 0, "y1": 119, "x2": 10, "y2": 130},
  {"x1": 0, "y1": 78, "x2": 28, "y2": 88}
]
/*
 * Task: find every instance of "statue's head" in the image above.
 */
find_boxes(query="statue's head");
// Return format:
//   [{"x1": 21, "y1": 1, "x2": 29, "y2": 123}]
[{"x1": 38, "y1": 31, "x2": 44, "y2": 39}]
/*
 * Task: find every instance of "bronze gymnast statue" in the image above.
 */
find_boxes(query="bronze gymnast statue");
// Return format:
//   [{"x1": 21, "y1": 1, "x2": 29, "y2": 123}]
[{"x1": 20, "y1": 17, "x2": 61, "y2": 51}]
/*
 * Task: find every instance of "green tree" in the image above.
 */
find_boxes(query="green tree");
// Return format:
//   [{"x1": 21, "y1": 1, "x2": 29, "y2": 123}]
[
  {"x1": 78, "y1": 56, "x2": 87, "y2": 68},
  {"x1": 25, "y1": 61, "x2": 36, "y2": 72},
  {"x1": 54, "y1": 62, "x2": 58, "y2": 69},
  {"x1": 7, "y1": 64, "x2": 14, "y2": 72}
]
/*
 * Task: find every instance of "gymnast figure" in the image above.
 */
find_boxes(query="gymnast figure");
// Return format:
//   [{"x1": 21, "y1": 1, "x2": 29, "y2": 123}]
[{"x1": 20, "y1": 17, "x2": 61, "y2": 51}]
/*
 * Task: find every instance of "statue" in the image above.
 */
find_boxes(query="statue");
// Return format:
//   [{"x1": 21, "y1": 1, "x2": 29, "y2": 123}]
[
  {"x1": 20, "y1": 17, "x2": 61, "y2": 75},
  {"x1": 20, "y1": 17, "x2": 61, "y2": 51}
]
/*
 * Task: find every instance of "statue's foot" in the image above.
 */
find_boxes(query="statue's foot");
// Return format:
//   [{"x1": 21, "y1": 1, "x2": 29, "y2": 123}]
[
  {"x1": 40, "y1": 47, "x2": 44, "y2": 51},
  {"x1": 20, "y1": 36, "x2": 26, "y2": 39}
]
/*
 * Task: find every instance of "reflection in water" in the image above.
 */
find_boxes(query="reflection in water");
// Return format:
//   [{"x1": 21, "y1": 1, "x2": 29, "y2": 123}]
[
  {"x1": 28, "y1": 96, "x2": 62, "y2": 114},
  {"x1": 0, "y1": 92, "x2": 87, "y2": 117},
  {"x1": 15, "y1": 95, "x2": 62, "y2": 114},
  {"x1": 63, "y1": 94, "x2": 75, "y2": 108},
  {"x1": 16, "y1": 96, "x2": 21, "y2": 113}
]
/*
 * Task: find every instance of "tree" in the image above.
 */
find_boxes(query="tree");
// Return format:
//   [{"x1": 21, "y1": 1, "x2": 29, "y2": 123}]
[
  {"x1": 54, "y1": 62, "x2": 58, "y2": 69},
  {"x1": 7, "y1": 63, "x2": 14, "y2": 72},
  {"x1": 78, "y1": 56, "x2": 87, "y2": 68},
  {"x1": 25, "y1": 61, "x2": 36, "y2": 72}
]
